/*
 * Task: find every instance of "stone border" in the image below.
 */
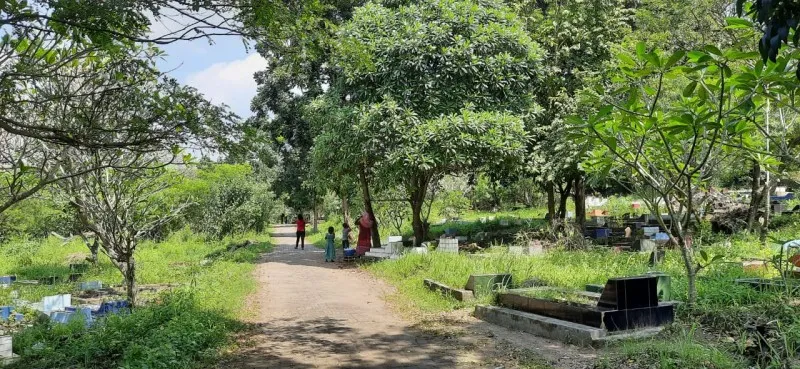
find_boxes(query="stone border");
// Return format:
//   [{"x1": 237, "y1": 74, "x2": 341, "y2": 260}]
[{"x1": 423, "y1": 279, "x2": 474, "y2": 301}]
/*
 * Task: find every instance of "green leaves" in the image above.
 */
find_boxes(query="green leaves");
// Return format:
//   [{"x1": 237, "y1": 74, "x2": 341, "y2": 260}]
[{"x1": 683, "y1": 81, "x2": 698, "y2": 97}]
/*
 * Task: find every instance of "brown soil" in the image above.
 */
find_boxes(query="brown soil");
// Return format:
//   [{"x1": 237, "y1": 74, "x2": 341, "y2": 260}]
[{"x1": 218, "y1": 225, "x2": 598, "y2": 369}]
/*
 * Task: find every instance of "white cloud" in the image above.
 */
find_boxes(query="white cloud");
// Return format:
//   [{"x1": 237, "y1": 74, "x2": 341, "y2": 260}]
[{"x1": 186, "y1": 53, "x2": 267, "y2": 117}]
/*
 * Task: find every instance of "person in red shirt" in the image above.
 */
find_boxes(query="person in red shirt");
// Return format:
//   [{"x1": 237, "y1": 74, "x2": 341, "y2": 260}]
[{"x1": 295, "y1": 214, "x2": 306, "y2": 250}]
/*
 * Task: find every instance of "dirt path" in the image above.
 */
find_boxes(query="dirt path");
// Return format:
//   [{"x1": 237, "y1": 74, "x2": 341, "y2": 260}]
[{"x1": 220, "y1": 225, "x2": 598, "y2": 369}]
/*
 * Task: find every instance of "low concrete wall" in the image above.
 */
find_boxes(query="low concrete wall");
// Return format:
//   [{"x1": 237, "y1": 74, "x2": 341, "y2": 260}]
[
  {"x1": 423, "y1": 279, "x2": 474, "y2": 301},
  {"x1": 474, "y1": 305, "x2": 604, "y2": 346}
]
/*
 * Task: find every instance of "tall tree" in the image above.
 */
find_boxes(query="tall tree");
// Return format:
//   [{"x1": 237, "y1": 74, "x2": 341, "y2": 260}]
[
  {"x1": 0, "y1": 45, "x2": 234, "y2": 214},
  {"x1": 332, "y1": 0, "x2": 540, "y2": 245},
  {"x1": 511, "y1": 0, "x2": 630, "y2": 228},
  {"x1": 244, "y1": 0, "x2": 362, "y2": 214}
]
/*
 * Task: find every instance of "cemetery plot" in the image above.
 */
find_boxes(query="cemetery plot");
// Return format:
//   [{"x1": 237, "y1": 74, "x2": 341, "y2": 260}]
[{"x1": 477, "y1": 275, "x2": 675, "y2": 345}]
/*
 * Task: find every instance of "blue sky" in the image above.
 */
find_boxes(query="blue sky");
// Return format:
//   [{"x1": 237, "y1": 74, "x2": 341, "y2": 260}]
[{"x1": 155, "y1": 35, "x2": 267, "y2": 118}]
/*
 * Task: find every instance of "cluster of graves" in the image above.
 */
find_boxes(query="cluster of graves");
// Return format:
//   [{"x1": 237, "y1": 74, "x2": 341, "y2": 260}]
[
  {"x1": 0, "y1": 264, "x2": 130, "y2": 362},
  {"x1": 423, "y1": 272, "x2": 676, "y2": 346}
]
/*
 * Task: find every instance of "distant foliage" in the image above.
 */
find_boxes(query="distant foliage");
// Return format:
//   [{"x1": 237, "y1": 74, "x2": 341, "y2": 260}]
[{"x1": 166, "y1": 164, "x2": 278, "y2": 240}]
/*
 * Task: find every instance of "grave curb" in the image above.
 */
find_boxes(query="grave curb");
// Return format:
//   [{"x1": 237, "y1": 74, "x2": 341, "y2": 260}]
[
  {"x1": 474, "y1": 305, "x2": 603, "y2": 346},
  {"x1": 423, "y1": 279, "x2": 474, "y2": 301}
]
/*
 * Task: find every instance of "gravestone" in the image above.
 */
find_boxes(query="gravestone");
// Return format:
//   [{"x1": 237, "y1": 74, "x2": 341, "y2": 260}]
[
  {"x1": 0, "y1": 336, "x2": 11, "y2": 359},
  {"x1": 38, "y1": 276, "x2": 58, "y2": 285},
  {"x1": 648, "y1": 250, "x2": 665, "y2": 266},
  {"x1": 465, "y1": 274, "x2": 512, "y2": 297},
  {"x1": 598, "y1": 276, "x2": 658, "y2": 310},
  {"x1": 644, "y1": 272, "x2": 672, "y2": 301},
  {"x1": 642, "y1": 227, "x2": 659, "y2": 237},
  {"x1": 79, "y1": 281, "x2": 103, "y2": 291},
  {"x1": 43, "y1": 294, "x2": 71, "y2": 314},
  {"x1": 632, "y1": 239, "x2": 657, "y2": 253},
  {"x1": 437, "y1": 238, "x2": 459, "y2": 253}
]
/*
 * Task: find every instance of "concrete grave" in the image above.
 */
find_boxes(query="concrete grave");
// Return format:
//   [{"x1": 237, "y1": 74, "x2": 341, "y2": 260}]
[
  {"x1": 642, "y1": 227, "x2": 659, "y2": 237},
  {"x1": 509, "y1": 244, "x2": 543, "y2": 255},
  {"x1": 43, "y1": 294, "x2": 71, "y2": 314},
  {"x1": 474, "y1": 305, "x2": 664, "y2": 347},
  {"x1": 632, "y1": 239, "x2": 657, "y2": 253},
  {"x1": 79, "y1": 281, "x2": 103, "y2": 291},
  {"x1": 0, "y1": 335, "x2": 14, "y2": 361},
  {"x1": 437, "y1": 238, "x2": 459, "y2": 253},
  {"x1": 464, "y1": 274, "x2": 512, "y2": 298},
  {"x1": 498, "y1": 275, "x2": 675, "y2": 332},
  {"x1": 0, "y1": 276, "x2": 15, "y2": 285},
  {"x1": 423, "y1": 279, "x2": 474, "y2": 301}
]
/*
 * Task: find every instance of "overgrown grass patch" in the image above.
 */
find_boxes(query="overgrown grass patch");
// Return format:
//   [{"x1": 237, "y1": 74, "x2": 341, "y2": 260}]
[
  {"x1": 7, "y1": 292, "x2": 238, "y2": 369},
  {"x1": 602, "y1": 329, "x2": 747, "y2": 369},
  {"x1": 0, "y1": 228, "x2": 272, "y2": 368}
]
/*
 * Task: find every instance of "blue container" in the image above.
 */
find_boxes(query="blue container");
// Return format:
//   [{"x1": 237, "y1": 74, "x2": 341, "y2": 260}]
[
  {"x1": 0, "y1": 306, "x2": 10, "y2": 321},
  {"x1": 595, "y1": 228, "x2": 611, "y2": 239}
]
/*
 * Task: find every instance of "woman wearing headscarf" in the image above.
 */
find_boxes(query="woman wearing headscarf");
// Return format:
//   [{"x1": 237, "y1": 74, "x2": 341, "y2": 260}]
[{"x1": 355, "y1": 211, "x2": 373, "y2": 256}]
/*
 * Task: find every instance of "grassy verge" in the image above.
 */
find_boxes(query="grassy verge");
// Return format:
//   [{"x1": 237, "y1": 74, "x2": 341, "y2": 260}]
[
  {"x1": 363, "y1": 218, "x2": 800, "y2": 368},
  {"x1": 0, "y1": 228, "x2": 272, "y2": 368}
]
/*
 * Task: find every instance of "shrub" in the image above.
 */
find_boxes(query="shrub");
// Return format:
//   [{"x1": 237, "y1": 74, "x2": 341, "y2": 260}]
[{"x1": 9, "y1": 292, "x2": 238, "y2": 369}]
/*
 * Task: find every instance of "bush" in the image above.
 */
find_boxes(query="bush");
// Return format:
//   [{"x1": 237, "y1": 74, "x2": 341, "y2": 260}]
[{"x1": 9, "y1": 292, "x2": 238, "y2": 369}]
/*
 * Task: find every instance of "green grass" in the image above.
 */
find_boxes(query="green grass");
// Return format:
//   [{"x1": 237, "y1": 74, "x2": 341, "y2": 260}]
[
  {"x1": 363, "y1": 211, "x2": 800, "y2": 368},
  {"x1": 606, "y1": 329, "x2": 747, "y2": 369},
  {"x1": 0, "y1": 228, "x2": 272, "y2": 368}
]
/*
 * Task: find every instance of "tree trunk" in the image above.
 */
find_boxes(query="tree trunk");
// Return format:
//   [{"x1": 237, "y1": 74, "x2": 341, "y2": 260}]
[
  {"x1": 557, "y1": 181, "x2": 572, "y2": 220},
  {"x1": 358, "y1": 167, "x2": 381, "y2": 248},
  {"x1": 408, "y1": 174, "x2": 432, "y2": 247},
  {"x1": 678, "y1": 238, "x2": 697, "y2": 304},
  {"x1": 81, "y1": 234, "x2": 99, "y2": 265},
  {"x1": 489, "y1": 179, "x2": 501, "y2": 210},
  {"x1": 746, "y1": 161, "x2": 762, "y2": 232},
  {"x1": 312, "y1": 199, "x2": 319, "y2": 233},
  {"x1": 760, "y1": 180, "x2": 774, "y2": 244},
  {"x1": 122, "y1": 256, "x2": 137, "y2": 307},
  {"x1": 574, "y1": 174, "x2": 586, "y2": 232},
  {"x1": 546, "y1": 182, "x2": 556, "y2": 226},
  {"x1": 411, "y1": 197, "x2": 425, "y2": 247},
  {"x1": 341, "y1": 194, "x2": 350, "y2": 224}
]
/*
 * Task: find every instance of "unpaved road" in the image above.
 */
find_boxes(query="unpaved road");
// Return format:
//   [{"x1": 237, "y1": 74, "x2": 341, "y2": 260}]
[{"x1": 219, "y1": 225, "x2": 597, "y2": 369}]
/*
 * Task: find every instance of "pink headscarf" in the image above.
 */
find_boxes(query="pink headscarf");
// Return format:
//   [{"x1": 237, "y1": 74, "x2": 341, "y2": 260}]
[{"x1": 358, "y1": 212, "x2": 373, "y2": 228}]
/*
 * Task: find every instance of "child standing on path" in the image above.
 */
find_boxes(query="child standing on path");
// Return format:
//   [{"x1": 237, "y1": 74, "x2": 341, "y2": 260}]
[
  {"x1": 324, "y1": 227, "x2": 336, "y2": 262},
  {"x1": 342, "y1": 223, "x2": 352, "y2": 250}
]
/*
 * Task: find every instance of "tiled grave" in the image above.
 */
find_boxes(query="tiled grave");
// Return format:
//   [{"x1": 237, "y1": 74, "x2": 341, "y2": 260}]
[
  {"x1": 437, "y1": 238, "x2": 459, "y2": 253},
  {"x1": 496, "y1": 275, "x2": 675, "y2": 333},
  {"x1": 43, "y1": 294, "x2": 71, "y2": 314}
]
